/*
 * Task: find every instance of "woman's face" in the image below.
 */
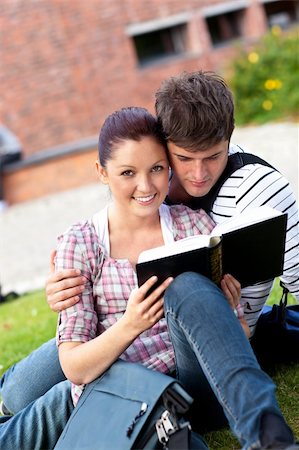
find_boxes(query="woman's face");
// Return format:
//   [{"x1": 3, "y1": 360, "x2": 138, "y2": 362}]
[{"x1": 97, "y1": 136, "x2": 169, "y2": 219}]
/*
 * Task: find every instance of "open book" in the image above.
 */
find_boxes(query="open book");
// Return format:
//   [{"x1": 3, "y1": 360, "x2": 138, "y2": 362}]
[{"x1": 136, "y1": 206, "x2": 287, "y2": 288}]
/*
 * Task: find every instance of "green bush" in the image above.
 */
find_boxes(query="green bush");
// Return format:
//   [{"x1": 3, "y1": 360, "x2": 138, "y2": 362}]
[{"x1": 228, "y1": 26, "x2": 299, "y2": 125}]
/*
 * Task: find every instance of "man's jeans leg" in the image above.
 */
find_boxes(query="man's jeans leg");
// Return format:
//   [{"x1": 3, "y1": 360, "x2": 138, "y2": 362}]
[
  {"x1": 164, "y1": 272, "x2": 284, "y2": 449},
  {"x1": 0, "y1": 338, "x2": 65, "y2": 413},
  {"x1": 0, "y1": 380, "x2": 73, "y2": 450}
]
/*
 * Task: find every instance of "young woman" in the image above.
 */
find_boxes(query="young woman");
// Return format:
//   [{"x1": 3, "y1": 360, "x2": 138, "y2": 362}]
[
  {"x1": 55, "y1": 107, "x2": 295, "y2": 449},
  {"x1": 0, "y1": 107, "x2": 296, "y2": 450}
]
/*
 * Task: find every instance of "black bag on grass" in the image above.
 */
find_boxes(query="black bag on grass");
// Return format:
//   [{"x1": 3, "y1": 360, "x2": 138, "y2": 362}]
[{"x1": 251, "y1": 284, "x2": 299, "y2": 368}]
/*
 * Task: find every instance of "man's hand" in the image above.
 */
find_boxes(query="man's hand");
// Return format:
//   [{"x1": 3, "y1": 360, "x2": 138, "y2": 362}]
[
  {"x1": 45, "y1": 250, "x2": 85, "y2": 313},
  {"x1": 221, "y1": 274, "x2": 250, "y2": 338}
]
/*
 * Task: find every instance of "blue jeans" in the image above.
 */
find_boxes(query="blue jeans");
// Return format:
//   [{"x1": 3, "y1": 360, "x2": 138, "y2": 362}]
[
  {"x1": 0, "y1": 339, "x2": 70, "y2": 449},
  {"x1": 164, "y1": 272, "x2": 287, "y2": 450},
  {"x1": 0, "y1": 338, "x2": 66, "y2": 414},
  {"x1": 0, "y1": 380, "x2": 73, "y2": 450},
  {"x1": 0, "y1": 273, "x2": 291, "y2": 449}
]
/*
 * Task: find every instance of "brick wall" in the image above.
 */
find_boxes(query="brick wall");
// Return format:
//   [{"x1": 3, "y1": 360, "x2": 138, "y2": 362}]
[
  {"x1": 3, "y1": 148, "x2": 98, "y2": 204},
  {"x1": 0, "y1": 0, "x2": 270, "y2": 205}
]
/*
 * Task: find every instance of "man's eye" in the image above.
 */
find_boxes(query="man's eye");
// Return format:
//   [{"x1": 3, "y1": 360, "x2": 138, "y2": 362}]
[
  {"x1": 121, "y1": 170, "x2": 134, "y2": 176},
  {"x1": 152, "y1": 165, "x2": 164, "y2": 172},
  {"x1": 177, "y1": 156, "x2": 191, "y2": 162}
]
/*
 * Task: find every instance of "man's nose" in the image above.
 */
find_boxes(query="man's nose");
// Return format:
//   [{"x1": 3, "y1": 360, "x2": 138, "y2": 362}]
[{"x1": 192, "y1": 160, "x2": 205, "y2": 179}]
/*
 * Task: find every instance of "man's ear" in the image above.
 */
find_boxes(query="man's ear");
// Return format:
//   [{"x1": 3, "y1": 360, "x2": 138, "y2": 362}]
[{"x1": 95, "y1": 160, "x2": 109, "y2": 184}]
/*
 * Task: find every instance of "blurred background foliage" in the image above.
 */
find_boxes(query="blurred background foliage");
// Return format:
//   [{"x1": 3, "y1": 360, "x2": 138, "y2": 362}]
[{"x1": 228, "y1": 26, "x2": 299, "y2": 125}]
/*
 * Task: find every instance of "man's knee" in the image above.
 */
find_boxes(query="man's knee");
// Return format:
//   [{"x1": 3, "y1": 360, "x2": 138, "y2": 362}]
[{"x1": 166, "y1": 272, "x2": 217, "y2": 297}]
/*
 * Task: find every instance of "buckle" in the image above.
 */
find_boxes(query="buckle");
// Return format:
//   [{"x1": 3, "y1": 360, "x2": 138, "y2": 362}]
[
  {"x1": 156, "y1": 410, "x2": 175, "y2": 445},
  {"x1": 155, "y1": 410, "x2": 191, "y2": 446}
]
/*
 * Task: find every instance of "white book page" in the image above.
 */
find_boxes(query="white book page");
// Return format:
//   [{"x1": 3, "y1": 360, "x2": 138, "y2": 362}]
[
  {"x1": 211, "y1": 206, "x2": 282, "y2": 236},
  {"x1": 137, "y1": 234, "x2": 220, "y2": 263},
  {"x1": 138, "y1": 206, "x2": 282, "y2": 264}
]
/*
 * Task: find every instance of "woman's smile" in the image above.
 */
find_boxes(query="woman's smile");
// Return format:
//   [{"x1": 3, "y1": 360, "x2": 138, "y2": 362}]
[{"x1": 133, "y1": 194, "x2": 156, "y2": 205}]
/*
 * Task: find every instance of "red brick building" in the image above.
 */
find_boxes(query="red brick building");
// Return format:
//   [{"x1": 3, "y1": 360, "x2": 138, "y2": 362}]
[{"x1": 1, "y1": 0, "x2": 298, "y2": 204}]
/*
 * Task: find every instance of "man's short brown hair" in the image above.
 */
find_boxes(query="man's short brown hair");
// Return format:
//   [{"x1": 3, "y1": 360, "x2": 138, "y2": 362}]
[{"x1": 155, "y1": 70, "x2": 235, "y2": 151}]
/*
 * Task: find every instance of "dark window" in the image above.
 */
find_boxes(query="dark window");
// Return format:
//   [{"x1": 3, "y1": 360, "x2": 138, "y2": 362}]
[
  {"x1": 264, "y1": 0, "x2": 299, "y2": 29},
  {"x1": 206, "y1": 9, "x2": 245, "y2": 47},
  {"x1": 132, "y1": 24, "x2": 186, "y2": 67}
]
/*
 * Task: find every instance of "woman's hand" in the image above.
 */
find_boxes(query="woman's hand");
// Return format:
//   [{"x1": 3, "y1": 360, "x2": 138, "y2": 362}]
[
  {"x1": 45, "y1": 250, "x2": 85, "y2": 312},
  {"x1": 123, "y1": 276, "x2": 173, "y2": 336},
  {"x1": 221, "y1": 274, "x2": 250, "y2": 339}
]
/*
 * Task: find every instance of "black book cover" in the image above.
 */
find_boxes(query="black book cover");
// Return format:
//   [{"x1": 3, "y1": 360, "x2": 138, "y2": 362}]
[
  {"x1": 220, "y1": 214, "x2": 287, "y2": 287},
  {"x1": 136, "y1": 213, "x2": 287, "y2": 289}
]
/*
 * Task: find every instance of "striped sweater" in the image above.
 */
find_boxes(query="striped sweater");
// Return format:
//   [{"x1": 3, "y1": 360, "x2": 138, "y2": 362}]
[{"x1": 210, "y1": 144, "x2": 299, "y2": 336}]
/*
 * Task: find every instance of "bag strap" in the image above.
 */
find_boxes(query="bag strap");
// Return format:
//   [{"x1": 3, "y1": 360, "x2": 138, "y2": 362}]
[
  {"x1": 279, "y1": 281, "x2": 289, "y2": 307},
  {"x1": 279, "y1": 280, "x2": 290, "y2": 317},
  {"x1": 167, "y1": 425, "x2": 190, "y2": 449},
  {"x1": 276, "y1": 281, "x2": 291, "y2": 324}
]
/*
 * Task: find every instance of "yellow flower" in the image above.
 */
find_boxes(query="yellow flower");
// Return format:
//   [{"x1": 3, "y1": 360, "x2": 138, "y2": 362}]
[
  {"x1": 264, "y1": 79, "x2": 282, "y2": 90},
  {"x1": 271, "y1": 25, "x2": 281, "y2": 36},
  {"x1": 248, "y1": 52, "x2": 259, "y2": 64},
  {"x1": 265, "y1": 79, "x2": 276, "y2": 90},
  {"x1": 262, "y1": 100, "x2": 273, "y2": 111}
]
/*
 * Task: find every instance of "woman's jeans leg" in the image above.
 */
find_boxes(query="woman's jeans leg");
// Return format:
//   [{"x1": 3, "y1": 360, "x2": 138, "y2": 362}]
[
  {"x1": 0, "y1": 338, "x2": 65, "y2": 413},
  {"x1": 164, "y1": 272, "x2": 283, "y2": 449},
  {"x1": 0, "y1": 380, "x2": 73, "y2": 450}
]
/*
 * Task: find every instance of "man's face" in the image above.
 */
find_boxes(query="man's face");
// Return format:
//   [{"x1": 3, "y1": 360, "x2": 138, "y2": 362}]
[{"x1": 167, "y1": 140, "x2": 229, "y2": 198}]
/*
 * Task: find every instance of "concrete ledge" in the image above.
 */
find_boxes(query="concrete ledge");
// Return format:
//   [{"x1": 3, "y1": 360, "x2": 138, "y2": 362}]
[
  {"x1": 3, "y1": 135, "x2": 98, "y2": 173},
  {"x1": 2, "y1": 144, "x2": 99, "y2": 204}
]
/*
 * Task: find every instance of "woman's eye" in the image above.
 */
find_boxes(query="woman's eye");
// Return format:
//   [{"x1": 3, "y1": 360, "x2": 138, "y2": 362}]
[
  {"x1": 152, "y1": 165, "x2": 164, "y2": 172},
  {"x1": 121, "y1": 170, "x2": 134, "y2": 176}
]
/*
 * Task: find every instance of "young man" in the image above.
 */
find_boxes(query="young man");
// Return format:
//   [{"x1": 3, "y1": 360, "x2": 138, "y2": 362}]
[{"x1": 1, "y1": 71, "x2": 298, "y2": 449}]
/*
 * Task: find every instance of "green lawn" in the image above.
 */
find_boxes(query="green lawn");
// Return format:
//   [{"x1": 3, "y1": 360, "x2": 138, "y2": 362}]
[{"x1": 0, "y1": 279, "x2": 298, "y2": 447}]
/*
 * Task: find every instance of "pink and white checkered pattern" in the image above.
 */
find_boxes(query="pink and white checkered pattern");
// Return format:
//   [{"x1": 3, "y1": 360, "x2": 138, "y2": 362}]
[{"x1": 56, "y1": 204, "x2": 214, "y2": 404}]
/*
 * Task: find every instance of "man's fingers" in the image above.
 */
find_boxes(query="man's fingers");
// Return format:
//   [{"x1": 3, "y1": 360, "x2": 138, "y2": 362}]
[
  {"x1": 50, "y1": 284, "x2": 84, "y2": 302},
  {"x1": 48, "y1": 269, "x2": 83, "y2": 285},
  {"x1": 221, "y1": 274, "x2": 241, "y2": 308},
  {"x1": 49, "y1": 250, "x2": 57, "y2": 273},
  {"x1": 49, "y1": 296, "x2": 80, "y2": 313}
]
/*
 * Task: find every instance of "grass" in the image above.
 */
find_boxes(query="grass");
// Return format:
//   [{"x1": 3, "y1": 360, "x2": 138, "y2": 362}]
[
  {"x1": 0, "y1": 290, "x2": 57, "y2": 374},
  {"x1": 0, "y1": 280, "x2": 298, "y2": 447}
]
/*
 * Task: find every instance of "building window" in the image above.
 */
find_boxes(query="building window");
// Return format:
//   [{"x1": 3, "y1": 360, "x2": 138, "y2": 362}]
[
  {"x1": 132, "y1": 24, "x2": 187, "y2": 67},
  {"x1": 263, "y1": 0, "x2": 299, "y2": 29},
  {"x1": 206, "y1": 9, "x2": 245, "y2": 47}
]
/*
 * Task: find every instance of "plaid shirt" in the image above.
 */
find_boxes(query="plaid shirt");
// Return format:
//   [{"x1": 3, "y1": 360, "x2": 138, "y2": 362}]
[{"x1": 56, "y1": 204, "x2": 214, "y2": 404}]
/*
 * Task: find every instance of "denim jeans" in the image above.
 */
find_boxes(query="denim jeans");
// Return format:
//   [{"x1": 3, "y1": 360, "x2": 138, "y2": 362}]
[
  {"x1": 0, "y1": 380, "x2": 73, "y2": 450},
  {"x1": 0, "y1": 339, "x2": 70, "y2": 449},
  {"x1": 0, "y1": 338, "x2": 65, "y2": 414},
  {"x1": 0, "y1": 273, "x2": 290, "y2": 449},
  {"x1": 164, "y1": 272, "x2": 285, "y2": 450}
]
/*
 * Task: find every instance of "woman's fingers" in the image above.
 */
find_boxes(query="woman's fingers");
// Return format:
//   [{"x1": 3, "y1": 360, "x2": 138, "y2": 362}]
[
  {"x1": 135, "y1": 276, "x2": 173, "y2": 319},
  {"x1": 139, "y1": 276, "x2": 173, "y2": 302}
]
